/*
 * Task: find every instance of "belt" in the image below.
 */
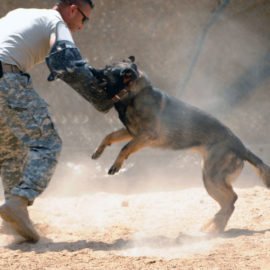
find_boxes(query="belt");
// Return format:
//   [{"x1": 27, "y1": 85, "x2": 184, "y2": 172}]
[{"x1": 0, "y1": 62, "x2": 21, "y2": 73}]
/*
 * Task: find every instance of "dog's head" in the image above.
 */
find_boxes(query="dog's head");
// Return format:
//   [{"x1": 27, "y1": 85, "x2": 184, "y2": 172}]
[{"x1": 97, "y1": 56, "x2": 139, "y2": 100}]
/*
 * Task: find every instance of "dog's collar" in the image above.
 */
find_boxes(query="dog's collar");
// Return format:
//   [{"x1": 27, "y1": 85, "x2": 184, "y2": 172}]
[
  {"x1": 111, "y1": 82, "x2": 150, "y2": 103},
  {"x1": 111, "y1": 88, "x2": 129, "y2": 103},
  {"x1": 110, "y1": 74, "x2": 141, "y2": 103}
]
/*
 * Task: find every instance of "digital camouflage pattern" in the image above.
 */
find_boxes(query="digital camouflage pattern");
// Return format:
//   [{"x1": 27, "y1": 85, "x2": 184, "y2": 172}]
[{"x1": 0, "y1": 72, "x2": 62, "y2": 203}]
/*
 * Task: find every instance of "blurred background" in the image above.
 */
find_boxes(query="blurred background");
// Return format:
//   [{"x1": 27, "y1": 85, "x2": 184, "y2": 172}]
[{"x1": 0, "y1": 0, "x2": 269, "y2": 196}]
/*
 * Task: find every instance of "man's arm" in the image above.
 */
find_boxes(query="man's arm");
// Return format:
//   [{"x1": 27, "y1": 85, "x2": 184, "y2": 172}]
[{"x1": 46, "y1": 22, "x2": 114, "y2": 112}]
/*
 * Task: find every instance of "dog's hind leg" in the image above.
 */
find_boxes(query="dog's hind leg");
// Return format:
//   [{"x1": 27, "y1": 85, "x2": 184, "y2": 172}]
[
  {"x1": 201, "y1": 146, "x2": 244, "y2": 235},
  {"x1": 92, "y1": 128, "x2": 133, "y2": 159},
  {"x1": 108, "y1": 135, "x2": 152, "y2": 175}
]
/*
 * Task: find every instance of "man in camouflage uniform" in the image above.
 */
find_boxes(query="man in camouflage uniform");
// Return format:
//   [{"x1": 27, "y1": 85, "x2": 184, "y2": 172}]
[{"x1": 0, "y1": 0, "x2": 112, "y2": 242}]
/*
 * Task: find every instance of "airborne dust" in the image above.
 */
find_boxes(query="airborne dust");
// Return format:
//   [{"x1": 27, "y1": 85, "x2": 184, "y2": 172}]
[{"x1": 0, "y1": 0, "x2": 270, "y2": 264}]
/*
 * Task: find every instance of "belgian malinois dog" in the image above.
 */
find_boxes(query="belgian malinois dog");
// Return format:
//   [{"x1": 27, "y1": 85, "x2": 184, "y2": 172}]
[{"x1": 92, "y1": 56, "x2": 270, "y2": 234}]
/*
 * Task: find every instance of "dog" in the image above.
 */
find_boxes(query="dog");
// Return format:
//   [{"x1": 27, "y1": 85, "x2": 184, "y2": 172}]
[{"x1": 92, "y1": 56, "x2": 270, "y2": 234}]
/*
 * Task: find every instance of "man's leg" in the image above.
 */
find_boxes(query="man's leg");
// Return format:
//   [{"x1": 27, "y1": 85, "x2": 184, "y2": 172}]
[
  {"x1": 0, "y1": 74, "x2": 62, "y2": 242},
  {"x1": 1, "y1": 151, "x2": 27, "y2": 201}
]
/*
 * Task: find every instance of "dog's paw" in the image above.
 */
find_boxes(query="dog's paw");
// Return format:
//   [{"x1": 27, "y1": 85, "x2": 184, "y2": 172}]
[
  {"x1": 200, "y1": 219, "x2": 224, "y2": 236},
  {"x1": 91, "y1": 152, "x2": 100, "y2": 160},
  {"x1": 108, "y1": 164, "x2": 121, "y2": 175},
  {"x1": 92, "y1": 149, "x2": 104, "y2": 159}
]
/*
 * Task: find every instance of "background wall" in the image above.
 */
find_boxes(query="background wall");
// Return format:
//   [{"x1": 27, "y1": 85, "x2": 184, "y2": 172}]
[{"x1": 1, "y1": 0, "x2": 269, "y2": 194}]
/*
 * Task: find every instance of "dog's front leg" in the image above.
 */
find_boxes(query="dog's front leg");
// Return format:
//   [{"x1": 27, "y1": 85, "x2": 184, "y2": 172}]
[
  {"x1": 108, "y1": 136, "x2": 151, "y2": 175},
  {"x1": 92, "y1": 128, "x2": 133, "y2": 159}
]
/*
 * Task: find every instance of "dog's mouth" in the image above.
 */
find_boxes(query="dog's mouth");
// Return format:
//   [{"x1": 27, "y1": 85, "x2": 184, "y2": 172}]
[{"x1": 94, "y1": 56, "x2": 139, "y2": 101}]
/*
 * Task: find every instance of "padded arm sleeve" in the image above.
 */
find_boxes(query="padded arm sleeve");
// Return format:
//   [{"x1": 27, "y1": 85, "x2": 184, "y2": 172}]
[{"x1": 46, "y1": 39, "x2": 113, "y2": 112}]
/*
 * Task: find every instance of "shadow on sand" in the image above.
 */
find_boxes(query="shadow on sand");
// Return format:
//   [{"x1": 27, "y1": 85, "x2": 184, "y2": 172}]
[{"x1": 5, "y1": 227, "x2": 270, "y2": 253}]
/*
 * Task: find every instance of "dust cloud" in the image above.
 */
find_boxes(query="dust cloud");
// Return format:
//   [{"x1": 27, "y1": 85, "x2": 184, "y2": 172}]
[
  {"x1": 0, "y1": 0, "x2": 270, "y2": 262},
  {"x1": 32, "y1": 0, "x2": 270, "y2": 196}
]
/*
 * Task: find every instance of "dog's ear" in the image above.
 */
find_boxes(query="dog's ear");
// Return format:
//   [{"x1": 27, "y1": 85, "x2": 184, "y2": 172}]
[{"x1": 128, "y1": 56, "x2": 135, "y2": 63}]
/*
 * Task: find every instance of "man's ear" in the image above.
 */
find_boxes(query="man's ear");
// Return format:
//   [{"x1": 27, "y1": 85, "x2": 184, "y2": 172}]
[{"x1": 69, "y1": 4, "x2": 78, "y2": 17}]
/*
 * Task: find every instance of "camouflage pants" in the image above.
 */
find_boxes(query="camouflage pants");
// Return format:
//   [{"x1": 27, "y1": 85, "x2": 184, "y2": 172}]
[{"x1": 0, "y1": 73, "x2": 62, "y2": 203}]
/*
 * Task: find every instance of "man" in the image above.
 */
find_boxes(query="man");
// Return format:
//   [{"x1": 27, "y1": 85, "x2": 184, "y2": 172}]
[{"x1": 0, "y1": 0, "x2": 112, "y2": 243}]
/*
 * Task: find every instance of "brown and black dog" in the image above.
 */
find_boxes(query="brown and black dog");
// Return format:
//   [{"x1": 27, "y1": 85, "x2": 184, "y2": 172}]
[{"x1": 92, "y1": 56, "x2": 270, "y2": 234}]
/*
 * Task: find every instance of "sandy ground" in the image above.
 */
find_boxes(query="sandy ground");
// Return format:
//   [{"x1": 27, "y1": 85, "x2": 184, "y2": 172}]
[{"x1": 0, "y1": 184, "x2": 269, "y2": 270}]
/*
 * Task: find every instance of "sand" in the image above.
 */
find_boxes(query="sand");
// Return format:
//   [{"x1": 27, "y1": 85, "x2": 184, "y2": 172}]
[{"x1": 0, "y1": 185, "x2": 269, "y2": 270}]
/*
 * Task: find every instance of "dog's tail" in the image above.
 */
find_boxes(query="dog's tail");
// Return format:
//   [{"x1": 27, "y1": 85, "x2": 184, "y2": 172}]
[{"x1": 244, "y1": 149, "x2": 270, "y2": 188}]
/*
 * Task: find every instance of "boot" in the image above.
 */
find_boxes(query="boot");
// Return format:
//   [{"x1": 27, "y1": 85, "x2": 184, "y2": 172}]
[
  {"x1": 0, "y1": 220, "x2": 18, "y2": 235},
  {"x1": 0, "y1": 195, "x2": 40, "y2": 243}
]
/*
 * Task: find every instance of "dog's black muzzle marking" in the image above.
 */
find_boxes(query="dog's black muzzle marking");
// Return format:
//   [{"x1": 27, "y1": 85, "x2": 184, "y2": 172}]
[{"x1": 96, "y1": 57, "x2": 139, "y2": 103}]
